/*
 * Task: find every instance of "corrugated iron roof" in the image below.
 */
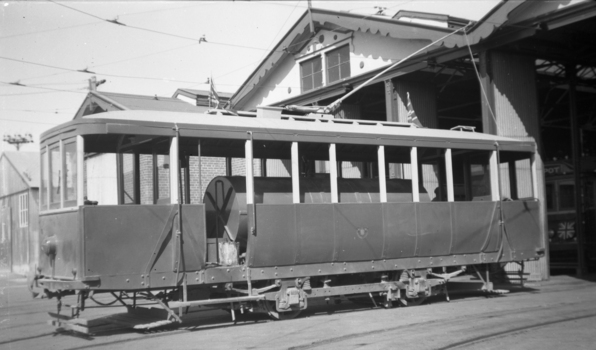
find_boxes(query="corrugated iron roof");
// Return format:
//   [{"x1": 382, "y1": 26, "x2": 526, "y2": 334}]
[
  {"x1": 1, "y1": 152, "x2": 40, "y2": 188},
  {"x1": 174, "y1": 88, "x2": 233, "y2": 99},
  {"x1": 73, "y1": 91, "x2": 210, "y2": 119},
  {"x1": 94, "y1": 91, "x2": 207, "y2": 113}
]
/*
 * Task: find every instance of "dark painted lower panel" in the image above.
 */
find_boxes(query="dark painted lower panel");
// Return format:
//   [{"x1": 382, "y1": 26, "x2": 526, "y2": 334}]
[
  {"x1": 335, "y1": 204, "x2": 384, "y2": 262},
  {"x1": 83, "y1": 204, "x2": 206, "y2": 277},
  {"x1": 39, "y1": 210, "x2": 81, "y2": 280},
  {"x1": 382, "y1": 203, "x2": 417, "y2": 259},
  {"x1": 451, "y1": 202, "x2": 500, "y2": 254},
  {"x1": 502, "y1": 200, "x2": 542, "y2": 254},
  {"x1": 416, "y1": 203, "x2": 452, "y2": 257}
]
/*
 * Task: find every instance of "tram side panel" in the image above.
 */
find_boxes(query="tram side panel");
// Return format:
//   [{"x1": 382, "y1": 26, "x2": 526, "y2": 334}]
[
  {"x1": 39, "y1": 204, "x2": 206, "y2": 290},
  {"x1": 501, "y1": 200, "x2": 543, "y2": 259},
  {"x1": 247, "y1": 200, "x2": 541, "y2": 269},
  {"x1": 39, "y1": 211, "x2": 82, "y2": 281}
]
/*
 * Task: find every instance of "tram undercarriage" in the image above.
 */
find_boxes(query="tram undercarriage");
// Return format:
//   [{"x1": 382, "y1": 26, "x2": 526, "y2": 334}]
[{"x1": 41, "y1": 265, "x2": 504, "y2": 333}]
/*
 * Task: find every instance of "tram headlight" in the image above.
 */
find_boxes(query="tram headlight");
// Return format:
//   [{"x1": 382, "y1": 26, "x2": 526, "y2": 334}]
[{"x1": 41, "y1": 236, "x2": 57, "y2": 257}]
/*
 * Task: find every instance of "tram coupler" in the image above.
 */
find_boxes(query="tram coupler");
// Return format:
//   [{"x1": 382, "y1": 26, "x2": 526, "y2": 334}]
[{"x1": 274, "y1": 280, "x2": 307, "y2": 313}]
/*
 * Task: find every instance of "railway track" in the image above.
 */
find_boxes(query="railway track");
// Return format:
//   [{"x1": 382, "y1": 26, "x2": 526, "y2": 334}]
[{"x1": 2, "y1": 276, "x2": 595, "y2": 350}]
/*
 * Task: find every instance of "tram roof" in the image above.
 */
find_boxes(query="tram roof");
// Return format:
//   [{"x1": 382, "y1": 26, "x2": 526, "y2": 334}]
[{"x1": 41, "y1": 110, "x2": 536, "y2": 153}]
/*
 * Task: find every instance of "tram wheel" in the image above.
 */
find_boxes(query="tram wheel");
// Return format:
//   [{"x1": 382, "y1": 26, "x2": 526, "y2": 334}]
[
  {"x1": 397, "y1": 295, "x2": 427, "y2": 307},
  {"x1": 262, "y1": 300, "x2": 301, "y2": 320}
]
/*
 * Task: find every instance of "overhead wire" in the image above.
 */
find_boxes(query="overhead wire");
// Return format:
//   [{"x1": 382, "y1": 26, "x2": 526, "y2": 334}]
[
  {"x1": 0, "y1": 117, "x2": 64, "y2": 125},
  {"x1": 0, "y1": 81, "x2": 87, "y2": 94},
  {"x1": 0, "y1": 90, "x2": 74, "y2": 97},
  {"x1": 0, "y1": 57, "x2": 202, "y2": 85},
  {"x1": 0, "y1": 3, "x2": 214, "y2": 41},
  {"x1": 46, "y1": 0, "x2": 285, "y2": 53},
  {"x1": 7, "y1": 2, "x2": 401, "y2": 90},
  {"x1": 1, "y1": 110, "x2": 73, "y2": 115},
  {"x1": 18, "y1": 42, "x2": 201, "y2": 83},
  {"x1": 4, "y1": 2, "x2": 534, "y2": 95},
  {"x1": 0, "y1": 22, "x2": 103, "y2": 40},
  {"x1": 186, "y1": 1, "x2": 303, "y2": 89}
]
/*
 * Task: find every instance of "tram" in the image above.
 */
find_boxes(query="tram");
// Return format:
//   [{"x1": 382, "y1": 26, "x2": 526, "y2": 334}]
[
  {"x1": 545, "y1": 158, "x2": 596, "y2": 273},
  {"x1": 35, "y1": 106, "x2": 545, "y2": 329}
]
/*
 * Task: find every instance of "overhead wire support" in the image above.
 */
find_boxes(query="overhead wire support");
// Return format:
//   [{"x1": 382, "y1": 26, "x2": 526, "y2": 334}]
[{"x1": 47, "y1": 0, "x2": 280, "y2": 52}]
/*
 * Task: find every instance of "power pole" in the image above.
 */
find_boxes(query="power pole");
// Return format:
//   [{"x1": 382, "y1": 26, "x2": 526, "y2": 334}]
[
  {"x1": 88, "y1": 76, "x2": 106, "y2": 91},
  {"x1": 3, "y1": 134, "x2": 33, "y2": 151}
]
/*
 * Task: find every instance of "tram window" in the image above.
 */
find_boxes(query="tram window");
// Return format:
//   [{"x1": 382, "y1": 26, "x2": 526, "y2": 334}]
[
  {"x1": 49, "y1": 144, "x2": 61, "y2": 209},
  {"x1": 140, "y1": 154, "x2": 154, "y2": 204},
  {"x1": 86, "y1": 153, "x2": 118, "y2": 205},
  {"x1": 41, "y1": 150, "x2": 47, "y2": 209},
  {"x1": 341, "y1": 162, "x2": 366, "y2": 179},
  {"x1": 63, "y1": 140, "x2": 77, "y2": 207},
  {"x1": 388, "y1": 163, "x2": 411, "y2": 180},
  {"x1": 559, "y1": 183, "x2": 575, "y2": 210},
  {"x1": 314, "y1": 160, "x2": 330, "y2": 175},
  {"x1": 385, "y1": 145, "x2": 422, "y2": 203},
  {"x1": 228, "y1": 158, "x2": 265, "y2": 177},
  {"x1": 122, "y1": 153, "x2": 135, "y2": 204},
  {"x1": 155, "y1": 155, "x2": 170, "y2": 204},
  {"x1": 452, "y1": 150, "x2": 493, "y2": 201},
  {"x1": 230, "y1": 158, "x2": 244, "y2": 176},
  {"x1": 498, "y1": 152, "x2": 534, "y2": 200},
  {"x1": 266, "y1": 159, "x2": 291, "y2": 177},
  {"x1": 417, "y1": 148, "x2": 447, "y2": 202}
]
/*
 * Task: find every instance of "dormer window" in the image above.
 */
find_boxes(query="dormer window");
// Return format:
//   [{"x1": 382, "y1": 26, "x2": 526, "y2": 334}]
[
  {"x1": 299, "y1": 44, "x2": 351, "y2": 93},
  {"x1": 300, "y1": 56, "x2": 323, "y2": 92},
  {"x1": 326, "y1": 45, "x2": 351, "y2": 84}
]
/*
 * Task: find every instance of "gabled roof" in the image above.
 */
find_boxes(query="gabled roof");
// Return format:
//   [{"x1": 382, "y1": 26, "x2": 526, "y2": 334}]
[
  {"x1": 229, "y1": 2, "x2": 541, "y2": 109},
  {"x1": 173, "y1": 88, "x2": 233, "y2": 100},
  {"x1": 73, "y1": 91, "x2": 208, "y2": 119},
  {"x1": 229, "y1": 7, "x2": 478, "y2": 108},
  {"x1": 1, "y1": 152, "x2": 40, "y2": 189}
]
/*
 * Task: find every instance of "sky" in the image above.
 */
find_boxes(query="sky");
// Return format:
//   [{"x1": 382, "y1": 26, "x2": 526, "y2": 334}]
[{"x1": 0, "y1": 0, "x2": 500, "y2": 153}]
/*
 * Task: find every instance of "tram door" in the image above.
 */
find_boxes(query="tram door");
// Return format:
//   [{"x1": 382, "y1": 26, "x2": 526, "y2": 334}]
[{"x1": 546, "y1": 176, "x2": 596, "y2": 273}]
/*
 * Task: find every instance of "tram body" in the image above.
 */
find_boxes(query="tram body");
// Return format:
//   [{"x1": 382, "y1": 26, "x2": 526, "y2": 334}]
[{"x1": 35, "y1": 109, "x2": 545, "y2": 324}]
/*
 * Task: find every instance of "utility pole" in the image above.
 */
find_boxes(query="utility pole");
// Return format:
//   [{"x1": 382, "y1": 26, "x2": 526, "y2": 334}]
[{"x1": 3, "y1": 134, "x2": 33, "y2": 151}]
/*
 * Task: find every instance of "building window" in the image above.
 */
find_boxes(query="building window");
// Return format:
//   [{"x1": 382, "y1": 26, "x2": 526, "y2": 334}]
[
  {"x1": 300, "y1": 56, "x2": 323, "y2": 92},
  {"x1": 326, "y1": 45, "x2": 351, "y2": 84},
  {"x1": 19, "y1": 193, "x2": 28, "y2": 228}
]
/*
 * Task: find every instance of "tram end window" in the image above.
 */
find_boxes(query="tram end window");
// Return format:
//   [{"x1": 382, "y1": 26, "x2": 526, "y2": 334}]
[
  {"x1": 41, "y1": 150, "x2": 47, "y2": 209},
  {"x1": 385, "y1": 145, "x2": 418, "y2": 203},
  {"x1": 417, "y1": 147, "x2": 448, "y2": 202},
  {"x1": 451, "y1": 149, "x2": 493, "y2": 202},
  {"x1": 49, "y1": 143, "x2": 61, "y2": 209},
  {"x1": 63, "y1": 139, "x2": 77, "y2": 207},
  {"x1": 499, "y1": 151, "x2": 535, "y2": 201}
]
